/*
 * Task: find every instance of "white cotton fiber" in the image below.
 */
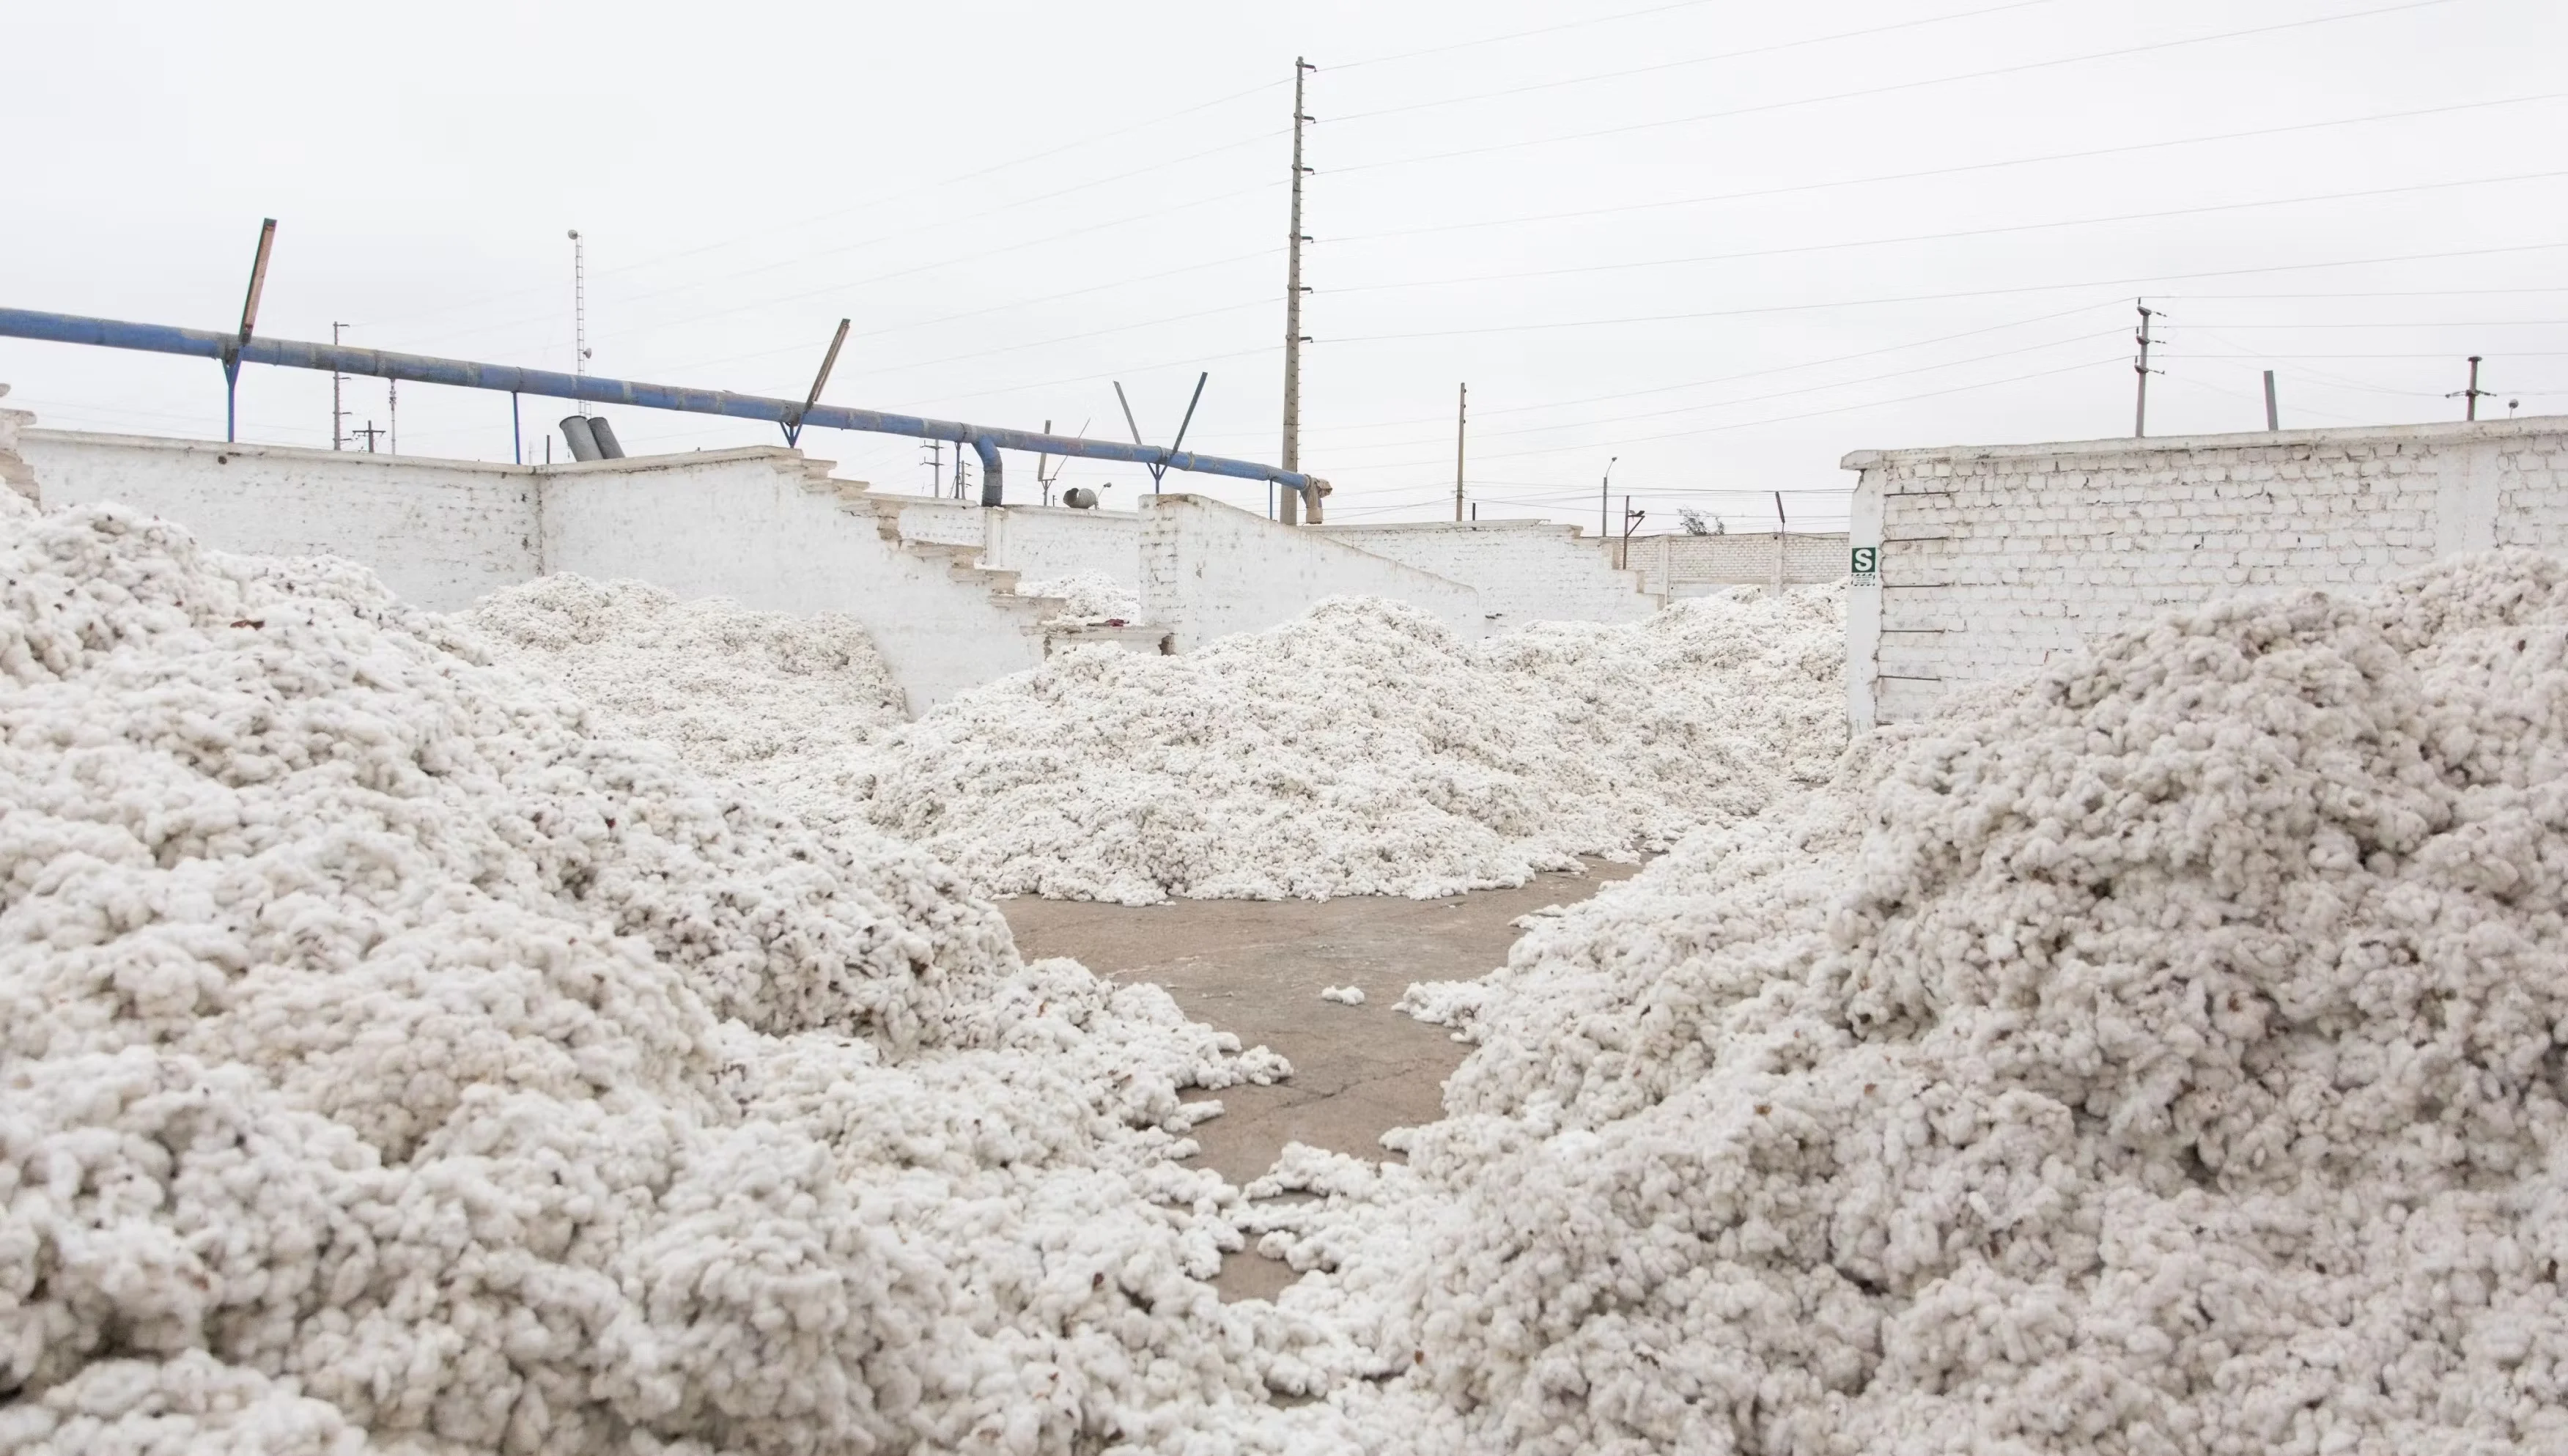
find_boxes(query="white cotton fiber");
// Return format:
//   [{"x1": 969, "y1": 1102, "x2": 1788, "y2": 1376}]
[
  {"x1": 865, "y1": 588, "x2": 1844, "y2": 903},
  {"x1": 1015, "y1": 572, "x2": 1143, "y2": 623},
  {"x1": 1252, "y1": 551, "x2": 2568, "y2": 1453},
  {"x1": 463, "y1": 574, "x2": 903, "y2": 827},
  {"x1": 0, "y1": 503, "x2": 1349, "y2": 1454},
  {"x1": 1318, "y1": 986, "x2": 1365, "y2": 1006}
]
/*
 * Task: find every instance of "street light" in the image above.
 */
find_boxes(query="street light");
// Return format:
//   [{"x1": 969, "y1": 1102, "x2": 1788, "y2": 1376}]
[{"x1": 1600, "y1": 456, "x2": 1618, "y2": 541}]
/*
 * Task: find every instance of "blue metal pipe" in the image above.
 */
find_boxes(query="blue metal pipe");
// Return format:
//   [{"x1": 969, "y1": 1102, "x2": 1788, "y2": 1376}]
[{"x1": 0, "y1": 306, "x2": 1319, "y2": 495}]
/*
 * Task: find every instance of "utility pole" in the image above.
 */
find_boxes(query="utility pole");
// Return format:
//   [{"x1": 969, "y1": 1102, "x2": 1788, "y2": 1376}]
[
  {"x1": 1600, "y1": 457, "x2": 1617, "y2": 542},
  {"x1": 353, "y1": 421, "x2": 384, "y2": 454},
  {"x1": 331, "y1": 322, "x2": 350, "y2": 450},
  {"x1": 923, "y1": 439, "x2": 943, "y2": 492},
  {"x1": 2448, "y1": 355, "x2": 2493, "y2": 420},
  {"x1": 568, "y1": 229, "x2": 591, "y2": 416},
  {"x1": 2263, "y1": 369, "x2": 2279, "y2": 432},
  {"x1": 387, "y1": 379, "x2": 396, "y2": 454},
  {"x1": 1453, "y1": 382, "x2": 1466, "y2": 522},
  {"x1": 1279, "y1": 56, "x2": 1316, "y2": 525},
  {"x1": 2133, "y1": 299, "x2": 2163, "y2": 438}
]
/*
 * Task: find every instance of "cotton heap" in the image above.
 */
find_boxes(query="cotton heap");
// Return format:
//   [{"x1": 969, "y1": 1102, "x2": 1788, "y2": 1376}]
[
  {"x1": 464, "y1": 574, "x2": 903, "y2": 827},
  {"x1": 1014, "y1": 573, "x2": 1142, "y2": 624},
  {"x1": 0, "y1": 498, "x2": 1338, "y2": 1454},
  {"x1": 865, "y1": 588, "x2": 1843, "y2": 903},
  {"x1": 1252, "y1": 552, "x2": 2568, "y2": 1453}
]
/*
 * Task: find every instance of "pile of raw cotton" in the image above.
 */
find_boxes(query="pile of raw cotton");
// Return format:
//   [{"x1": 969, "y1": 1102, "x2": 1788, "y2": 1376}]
[
  {"x1": 865, "y1": 588, "x2": 1843, "y2": 903},
  {"x1": 464, "y1": 575, "x2": 903, "y2": 825},
  {"x1": 1016, "y1": 572, "x2": 1142, "y2": 624},
  {"x1": 1249, "y1": 550, "x2": 2568, "y2": 1452},
  {"x1": 0, "y1": 498, "x2": 1339, "y2": 1452}
]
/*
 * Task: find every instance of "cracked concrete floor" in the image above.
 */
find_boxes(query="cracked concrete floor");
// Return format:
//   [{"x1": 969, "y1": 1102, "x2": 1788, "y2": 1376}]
[{"x1": 1000, "y1": 860, "x2": 1642, "y2": 1301}]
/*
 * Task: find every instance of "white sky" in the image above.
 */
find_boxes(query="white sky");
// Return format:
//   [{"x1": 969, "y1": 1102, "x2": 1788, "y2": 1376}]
[{"x1": 4, "y1": 0, "x2": 2563, "y2": 533}]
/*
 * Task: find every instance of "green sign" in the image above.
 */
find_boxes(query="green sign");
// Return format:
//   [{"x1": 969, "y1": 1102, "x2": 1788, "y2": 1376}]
[{"x1": 1851, "y1": 545, "x2": 1878, "y2": 583}]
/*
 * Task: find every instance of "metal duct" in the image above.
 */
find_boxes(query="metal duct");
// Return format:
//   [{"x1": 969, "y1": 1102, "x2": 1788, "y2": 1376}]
[
  {"x1": 587, "y1": 415, "x2": 627, "y2": 459},
  {"x1": 558, "y1": 415, "x2": 602, "y2": 462},
  {"x1": 0, "y1": 308, "x2": 1322, "y2": 510}
]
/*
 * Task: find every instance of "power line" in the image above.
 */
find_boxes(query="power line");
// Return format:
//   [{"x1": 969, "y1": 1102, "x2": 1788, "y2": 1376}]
[
  {"x1": 1327, "y1": 92, "x2": 2567, "y2": 245},
  {"x1": 1329, "y1": 0, "x2": 2061, "y2": 123},
  {"x1": 1329, "y1": 0, "x2": 2467, "y2": 177},
  {"x1": 1325, "y1": 169, "x2": 2568, "y2": 307},
  {"x1": 1335, "y1": 0, "x2": 1721, "y2": 71},
  {"x1": 355, "y1": 79, "x2": 1287, "y2": 330}
]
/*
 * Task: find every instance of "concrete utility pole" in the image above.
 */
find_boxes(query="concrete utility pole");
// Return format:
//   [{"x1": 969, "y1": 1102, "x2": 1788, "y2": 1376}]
[
  {"x1": 2263, "y1": 369, "x2": 2279, "y2": 432},
  {"x1": 1453, "y1": 382, "x2": 1466, "y2": 522},
  {"x1": 2449, "y1": 355, "x2": 2493, "y2": 421},
  {"x1": 568, "y1": 229, "x2": 591, "y2": 416},
  {"x1": 331, "y1": 322, "x2": 349, "y2": 450},
  {"x1": 1279, "y1": 56, "x2": 1316, "y2": 525},
  {"x1": 353, "y1": 420, "x2": 384, "y2": 454},
  {"x1": 2133, "y1": 300, "x2": 2163, "y2": 437},
  {"x1": 1600, "y1": 456, "x2": 1617, "y2": 542}
]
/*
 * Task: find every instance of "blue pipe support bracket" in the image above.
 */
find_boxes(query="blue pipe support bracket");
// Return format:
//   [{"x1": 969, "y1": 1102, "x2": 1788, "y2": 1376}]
[{"x1": 0, "y1": 306, "x2": 1319, "y2": 498}]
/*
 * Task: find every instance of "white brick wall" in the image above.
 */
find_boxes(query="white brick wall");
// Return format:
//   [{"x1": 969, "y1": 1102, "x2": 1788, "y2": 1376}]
[
  {"x1": 1606, "y1": 531, "x2": 1850, "y2": 598},
  {"x1": 1321, "y1": 520, "x2": 1653, "y2": 626},
  {"x1": 22, "y1": 430, "x2": 542, "y2": 610},
  {"x1": 1842, "y1": 416, "x2": 2568, "y2": 728},
  {"x1": 1138, "y1": 494, "x2": 1482, "y2": 651}
]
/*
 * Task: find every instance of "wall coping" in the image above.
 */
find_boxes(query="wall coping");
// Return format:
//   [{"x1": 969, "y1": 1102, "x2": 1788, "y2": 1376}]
[
  {"x1": 1840, "y1": 413, "x2": 2568, "y2": 471},
  {"x1": 20, "y1": 429, "x2": 846, "y2": 483}
]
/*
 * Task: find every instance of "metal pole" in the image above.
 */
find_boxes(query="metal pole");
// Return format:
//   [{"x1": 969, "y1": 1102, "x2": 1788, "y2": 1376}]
[
  {"x1": 1454, "y1": 382, "x2": 1466, "y2": 522},
  {"x1": 226, "y1": 218, "x2": 277, "y2": 445},
  {"x1": 784, "y1": 317, "x2": 852, "y2": 447},
  {"x1": 512, "y1": 391, "x2": 522, "y2": 465},
  {"x1": 568, "y1": 229, "x2": 589, "y2": 416},
  {"x1": 1280, "y1": 56, "x2": 1316, "y2": 526},
  {"x1": 1601, "y1": 457, "x2": 1617, "y2": 542},
  {"x1": 2133, "y1": 300, "x2": 2159, "y2": 438},
  {"x1": 2467, "y1": 355, "x2": 2482, "y2": 421},
  {"x1": 2263, "y1": 369, "x2": 2279, "y2": 431},
  {"x1": 331, "y1": 322, "x2": 348, "y2": 450}
]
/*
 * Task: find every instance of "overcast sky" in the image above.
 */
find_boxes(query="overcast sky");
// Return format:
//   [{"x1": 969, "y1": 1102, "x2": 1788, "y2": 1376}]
[{"x1": 4, "y1": 0, "x2": 2562, "y2": 532}]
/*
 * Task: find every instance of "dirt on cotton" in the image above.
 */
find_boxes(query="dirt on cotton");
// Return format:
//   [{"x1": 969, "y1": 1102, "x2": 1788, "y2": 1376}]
[
  {"x1": 0, "y1": 498, "x2": 1374, "y2": 1454},
  {"x1": 1246, "y1": 551, "x2": 2568, "y2": 1454},
  {"x1": 863, "y1": 588, "x2": 1845, "y2": 903}
]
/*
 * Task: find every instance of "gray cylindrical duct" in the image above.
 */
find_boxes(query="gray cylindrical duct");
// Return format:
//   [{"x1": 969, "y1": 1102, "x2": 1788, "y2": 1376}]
[
  {"x1": 972, "y1": 435, "x2": 1002, "y2": 507},
  {"x1": 1062, "y1": 486, "x2": 1098, "y2": 509},
  {"x1": 558, "y1": 414, "x2": 602, "y2": 462},
  {"x1": 587, "y1": 415, "x2": 627, "y2": 459}
]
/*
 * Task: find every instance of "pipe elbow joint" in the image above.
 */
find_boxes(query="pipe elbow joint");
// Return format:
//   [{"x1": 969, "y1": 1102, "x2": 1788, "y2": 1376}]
[{"x1": 972, "y1": 435, "x2": 1003, "y2": 507}]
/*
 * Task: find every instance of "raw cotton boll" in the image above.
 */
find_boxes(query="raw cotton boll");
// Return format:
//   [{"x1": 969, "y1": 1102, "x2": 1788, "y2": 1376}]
[
  {"x1": 1255, "y1": 552, "x2": 2568, "y2": 1453},
  {"x1": 1319, "y1": 986, "x2": 1365, "y2": 1006},
  {"x1": 460, "y1": 574, "x2": 904, "y2": 828},
  {"x1": 868, "y1": 589, "x2": 1843, "y2": 903},
  {"x1": 0, "y1": 503, "x2": 1354, "y2": 1454},
  {"x1": 1015, "y1": 572, "x2": 1142, "y2": 624}
]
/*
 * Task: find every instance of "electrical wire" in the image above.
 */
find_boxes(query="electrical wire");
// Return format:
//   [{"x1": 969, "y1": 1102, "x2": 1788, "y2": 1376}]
[
  {"x1": 1324, "y1": 170, "x2": 2568, "y2": 308},
  {"x1": 1327, "y1": 92, "x2": 2566, "y2": 245},
  {"x1": 1329, "y1": 0, "x2": 2466, "y2": 177}
]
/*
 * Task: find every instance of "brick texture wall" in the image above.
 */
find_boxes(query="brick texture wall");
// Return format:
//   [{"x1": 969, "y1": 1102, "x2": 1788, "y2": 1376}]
[
  {"x1": 1608, "y1": 531, "x2": 1850, "y2": 597},
  {"x1": 1322, "y1": 520, "x2": 1653, "y2": 625},
  {"x1": 1843, "y1": 417, "x2": 2568, "y2": 728}
]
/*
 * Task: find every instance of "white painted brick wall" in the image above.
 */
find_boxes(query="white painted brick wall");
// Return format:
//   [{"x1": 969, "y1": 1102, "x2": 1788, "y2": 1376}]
[
  {"x1": 1139, "y1": 493, "x2": 1482, "y2": 650},
  {"x1": 21, "y1": 430, "x2": 541, "y2": 610},
  {"x1": 1842, "y1": 416, "x2": 2568, "y2": 728},
  {"x1": 1606, "y1": 531, "x2": 1850, "y2": 597},
  {"x1": 984, "y1": 506, "x2": 1140, "y2": 587},
  {"x1": 1320, "y1": 520, "x2": 1653, "y2": 626},
  {"x1": 0, "y1": 387, "x2": 34, "y2": 503},
  {"x1": 542, "y1": 451, "x2": 1051, "y2": 713}
]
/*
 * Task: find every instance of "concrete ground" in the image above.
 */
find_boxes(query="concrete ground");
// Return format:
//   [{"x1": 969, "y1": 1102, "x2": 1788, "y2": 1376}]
[{"x1": 1000, "y1": 860, "x2": 1641, "y2": 1301}]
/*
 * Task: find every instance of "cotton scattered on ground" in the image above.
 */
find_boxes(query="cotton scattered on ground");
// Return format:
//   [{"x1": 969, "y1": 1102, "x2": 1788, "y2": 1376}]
[
  {"x1": 1318, "y1": 986, "x2": 1365, "y2": 1007},
  {"x1": 0, "y1": 498, "x2": 1367, "y2": 1454},
  {"x1": 865, "y1": 588, "x2": 1845, "y2": 903},
  {"x1": 1246, "y1": 550, "x2": 2568, "y2": 1453},
  {"x1": 464, "y1": 575, "x2": 903, "y2": 827},
  {"x1": 1015, "y1": 572, "x2": 1141, "y2": 624}
]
